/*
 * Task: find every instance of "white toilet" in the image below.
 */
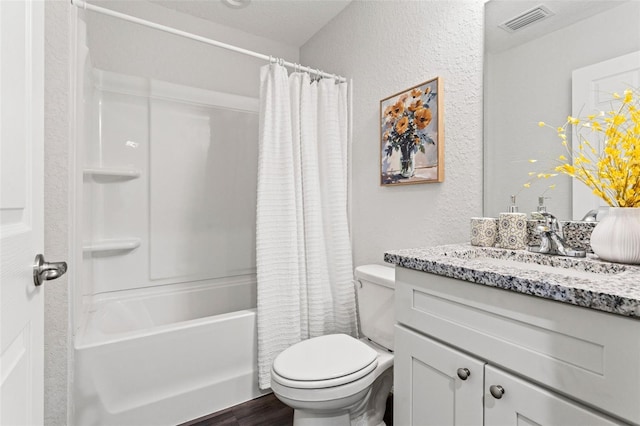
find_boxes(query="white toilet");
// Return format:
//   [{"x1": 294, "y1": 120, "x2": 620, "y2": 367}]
[{"x1": 270, "y1": 264, "x2": 395, "y2": 426}]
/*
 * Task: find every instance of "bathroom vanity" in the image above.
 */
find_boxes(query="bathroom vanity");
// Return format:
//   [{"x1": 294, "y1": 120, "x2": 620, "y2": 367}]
[{"x1": 385, "y1": 245, "x2": 640, "y2": 425}]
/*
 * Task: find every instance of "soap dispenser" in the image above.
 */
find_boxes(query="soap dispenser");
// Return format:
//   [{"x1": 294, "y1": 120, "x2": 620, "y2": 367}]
[
  {"x1": 531, "y1": 196, "x2": 548, "y2": 220},
  {"x1": 498, "y1": 195, "x2": 528, "y2": 250}
]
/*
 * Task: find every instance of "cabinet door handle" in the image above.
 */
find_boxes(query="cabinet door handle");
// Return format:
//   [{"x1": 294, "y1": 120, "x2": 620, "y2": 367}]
[
  {"x1": 489, "y1": 385, "x2": 505, "y2": 399},
  {"x1": 456, "y1": 368, "x2": 470, "y2": 380}
]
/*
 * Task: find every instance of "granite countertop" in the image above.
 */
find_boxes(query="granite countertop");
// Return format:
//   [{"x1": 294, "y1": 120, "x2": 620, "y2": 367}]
[{"x1": 384, "y1": 244, "x2": 640, "y2": 318}]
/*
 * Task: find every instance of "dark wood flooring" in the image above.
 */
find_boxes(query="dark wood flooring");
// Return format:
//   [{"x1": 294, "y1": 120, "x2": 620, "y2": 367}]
[
  {"x1": 181, "y1": 392, "x2": 393, "y2": 426},
  {"x1": 181, "y1": 393, "x2": 293, "y2": 426}
]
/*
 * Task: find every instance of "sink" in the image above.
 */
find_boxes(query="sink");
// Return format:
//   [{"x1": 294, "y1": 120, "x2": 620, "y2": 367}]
[{"x1": 444, "y1": 247, "x2": 628, "y2": 278}]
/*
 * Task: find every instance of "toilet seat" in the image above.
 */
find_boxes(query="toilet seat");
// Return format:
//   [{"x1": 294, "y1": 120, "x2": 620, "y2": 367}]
[{"x1": 272, "y1": 334, "x2": 378, "y2": 389}]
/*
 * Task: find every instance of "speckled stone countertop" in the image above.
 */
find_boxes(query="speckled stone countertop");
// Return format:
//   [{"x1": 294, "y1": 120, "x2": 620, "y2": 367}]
[{"x1": 384, "y1": 244, "x2": 640, "y2": 318}]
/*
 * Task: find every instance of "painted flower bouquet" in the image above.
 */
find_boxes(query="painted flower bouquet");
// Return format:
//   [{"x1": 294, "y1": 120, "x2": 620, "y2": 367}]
[
  {"x1": 539, "y1": 88, "x2": 640, "y2": 207},
  {"x1": 382, "y1": 87, "x2": 436, "y2": 177}
]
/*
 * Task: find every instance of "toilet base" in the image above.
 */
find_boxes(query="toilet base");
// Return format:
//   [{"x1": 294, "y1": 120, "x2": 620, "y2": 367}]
[
  {"x1": 293, "y1": 410, "x2": 351, "y2": 426},
  {"x1": 277, "y1": 367, "x2": 393, "y2": 426}
]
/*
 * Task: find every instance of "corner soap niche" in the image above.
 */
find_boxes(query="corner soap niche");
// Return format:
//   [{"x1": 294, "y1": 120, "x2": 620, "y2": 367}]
[{"x1": 83, "y1": 167, "x2": 142, "y2": 254}]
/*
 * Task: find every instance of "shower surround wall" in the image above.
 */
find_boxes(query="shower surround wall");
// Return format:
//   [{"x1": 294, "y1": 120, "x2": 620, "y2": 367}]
[
  {"x1": 301, "y1": 1, "x2": 484, "y2": 267},
  {"x1": 72, "y1": 3, "x2": 300, "y2": 422}
]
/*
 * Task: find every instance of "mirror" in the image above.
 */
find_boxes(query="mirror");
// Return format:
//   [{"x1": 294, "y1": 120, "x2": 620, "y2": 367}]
[{"x1": 483, "y1": 0, "x2": 640, "y2": 220}]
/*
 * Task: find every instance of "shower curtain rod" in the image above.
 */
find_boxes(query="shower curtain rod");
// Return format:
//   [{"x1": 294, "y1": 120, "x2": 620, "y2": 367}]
[{"x1": 70, "y1": 0, "x2": 346, "y2": 83}]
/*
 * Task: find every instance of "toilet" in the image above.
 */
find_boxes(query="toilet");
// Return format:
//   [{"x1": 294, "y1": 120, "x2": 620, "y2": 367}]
[{"x1": 270, "y1": 264, "x2": 395, "y2": 426}]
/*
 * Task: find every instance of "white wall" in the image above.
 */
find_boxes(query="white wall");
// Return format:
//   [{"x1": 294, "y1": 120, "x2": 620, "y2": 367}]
[
  {"x1": 44, "y1": 2, "x2": 298, "y2": 424},
  {"x1": 86, "y1": 0, "x2": 298, "y2": 97},
  {"x1": 484, "y1": 1, "x2": 640, "y2": 219},
  {"x1": 301, "y1": 0, "x2": 485, "y2": 267}
]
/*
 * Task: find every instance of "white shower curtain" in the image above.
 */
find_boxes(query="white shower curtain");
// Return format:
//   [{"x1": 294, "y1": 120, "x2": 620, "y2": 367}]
[{"x1": 256, "y1": 63, "x2": 356, "y2": 389}]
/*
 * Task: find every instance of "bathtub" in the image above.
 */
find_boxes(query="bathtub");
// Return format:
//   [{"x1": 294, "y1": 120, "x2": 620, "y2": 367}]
[{"x1": 73, "y1": 276, "x2": 267, "y2": 426}]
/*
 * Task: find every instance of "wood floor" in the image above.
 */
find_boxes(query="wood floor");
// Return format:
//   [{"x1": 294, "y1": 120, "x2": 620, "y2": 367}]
[
  {"x1": 181, "y1": 393, "x2": 293, "y2": 426},
  {"x1": 181, "y1": 392, "x2": 393, "y2": 426}
]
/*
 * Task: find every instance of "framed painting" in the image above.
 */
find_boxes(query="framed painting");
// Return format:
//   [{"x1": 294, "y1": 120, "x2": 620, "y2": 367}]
[{"x1": 380, "y1": 77, "x2": 443, "y2": 185}]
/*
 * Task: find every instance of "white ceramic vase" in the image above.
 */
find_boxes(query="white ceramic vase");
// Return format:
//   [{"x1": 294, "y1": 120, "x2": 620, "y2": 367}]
[{"x1": 590, "y1": 207, "x2": 640, "y2": 264}]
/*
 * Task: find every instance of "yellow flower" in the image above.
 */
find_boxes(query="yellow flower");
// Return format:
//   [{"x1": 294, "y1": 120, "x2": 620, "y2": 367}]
[
  {"x1": 540, "y1": 87, "x2": 640, "y2": 207},
  {"x1": 538, "y1": 121, "x2": 545, "y2": 127},
  {"x1": 395, "y1": 116, "x2": 409, "y2": 134},
  {"x1": 411, "y1": 88, "x2": 423, "y2": 98},
  {"x1": 624, "y1": 89, "x2": 633, "y2": 104},
  {"x1": 414, "y1": 107, "x2": 432, "y2": 129},
  {"x1": 612, "y1": 114, "x2": 626, "y2": 126}
]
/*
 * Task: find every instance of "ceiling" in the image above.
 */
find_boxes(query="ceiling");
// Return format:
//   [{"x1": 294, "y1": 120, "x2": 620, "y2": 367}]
[
  {"x1": 485, "y1": 1, "x2": 628, "y2": 53},
  {"x1": 149, "y1": 0, "x2": 353, "y2": 47}
]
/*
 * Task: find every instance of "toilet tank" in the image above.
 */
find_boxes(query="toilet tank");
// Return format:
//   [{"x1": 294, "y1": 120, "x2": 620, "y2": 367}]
[{"x1": 355, "y1": 264, "x2": 395, "y2": 351}]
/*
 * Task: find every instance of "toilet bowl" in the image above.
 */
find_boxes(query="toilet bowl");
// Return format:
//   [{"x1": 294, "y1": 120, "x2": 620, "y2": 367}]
[{"x1": 270, "y1": 264, "x2": 395, "y2": 426}]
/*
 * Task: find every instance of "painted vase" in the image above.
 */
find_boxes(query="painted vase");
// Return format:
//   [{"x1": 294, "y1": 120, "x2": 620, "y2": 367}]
[
  {"x1": 400, "y1": 149, "x2": 415, "y2": 178},
  {"x1": 590, "y1": 207, "x2": 640, "y2": 264}
]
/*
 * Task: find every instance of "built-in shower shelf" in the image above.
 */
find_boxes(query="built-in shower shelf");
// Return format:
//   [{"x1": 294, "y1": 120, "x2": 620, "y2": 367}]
[
  {"x1": 83, "y1": 238, "x2": 141, "y2": 253},
  {"x1": 83, "y1": 167, "x2": 141, "y2": 179}
]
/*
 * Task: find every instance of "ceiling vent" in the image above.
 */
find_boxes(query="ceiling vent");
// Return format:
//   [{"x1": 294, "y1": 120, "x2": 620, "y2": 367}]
[{"x1": 499, "y1": 5, "x2": 554, "y2": 33}]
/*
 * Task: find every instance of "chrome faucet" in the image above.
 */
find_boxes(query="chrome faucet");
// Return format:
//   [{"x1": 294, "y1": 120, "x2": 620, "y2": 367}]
[
  {"x1": 581, "y1": 209, "x2": 599, "y2": 222},
  {"x1": 528, "y1": 212, "x2": 586, "y2": 257}
]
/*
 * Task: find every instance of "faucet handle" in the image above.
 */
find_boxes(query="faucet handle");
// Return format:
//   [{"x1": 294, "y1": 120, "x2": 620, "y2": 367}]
[
  {"x1": 535, "y1": 224, "x2": 551, "y2": 233},
  {"x1": 539, "y1": 211, "x2": 562, "y2": 235}
]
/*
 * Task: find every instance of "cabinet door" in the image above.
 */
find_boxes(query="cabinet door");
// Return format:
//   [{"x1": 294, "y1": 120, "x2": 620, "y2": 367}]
[
  {"x1": 485, "y1": 365, "x2": 624, "y2": 426},
  {"x1": 395, "y1": 325, "x2": 485, "y2": 426}
]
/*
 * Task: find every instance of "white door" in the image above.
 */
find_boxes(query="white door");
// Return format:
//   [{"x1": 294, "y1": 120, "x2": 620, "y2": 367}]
[
  {"x1": 1, "y1": 1, "x2": 45, "y2": 424},
  {"x1": 484, "y1": 365, "x2": 622, "y2": 425},
  {"x1": 394, "y1": 325, "x2": 485, "y2": 426},
  {"x1": 571, "y1": 50, "x2": 640, "y2": 220}
]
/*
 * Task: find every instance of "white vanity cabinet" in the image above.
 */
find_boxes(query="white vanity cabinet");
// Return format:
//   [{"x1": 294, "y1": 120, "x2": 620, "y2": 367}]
[
  {"x1": 394, "y1": 325, "x2": 485, "y2": 425},
  {"x1": 484, "y1": 365, "x2": 622, "y2": 425},
  {"x1": 394, "y1": 266, "x2": 640, "y2": 426}
]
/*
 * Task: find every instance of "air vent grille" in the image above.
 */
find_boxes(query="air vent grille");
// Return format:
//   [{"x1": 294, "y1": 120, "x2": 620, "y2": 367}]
[{"x1": 500, "y1": 5, "x2": 554, "y2": 32}]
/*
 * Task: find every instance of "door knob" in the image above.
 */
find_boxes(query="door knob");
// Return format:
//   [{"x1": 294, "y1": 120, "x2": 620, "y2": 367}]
[
  {"x1": 489, "y1": 385, "x2": 505, "y2": 399},
  {"x1": 456, "y1": 368, "x2": 471, "y2": 380},
  {"x1": 33, "y1": 254, "x2": 67, "y2": 286}
]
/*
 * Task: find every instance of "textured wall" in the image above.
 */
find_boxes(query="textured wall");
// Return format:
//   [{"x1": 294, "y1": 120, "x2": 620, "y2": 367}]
[
  {"x1": 301, "y1": 0, "x2": 485, "y2": 267},
  {"x1": 44, "y1": 2, "x2": 71, "y2": 425}
]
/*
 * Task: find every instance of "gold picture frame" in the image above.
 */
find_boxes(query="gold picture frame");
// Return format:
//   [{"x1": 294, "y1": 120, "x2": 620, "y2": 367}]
[{"x1": 380, "y1": 77, "x2": 444, "y2": 185}]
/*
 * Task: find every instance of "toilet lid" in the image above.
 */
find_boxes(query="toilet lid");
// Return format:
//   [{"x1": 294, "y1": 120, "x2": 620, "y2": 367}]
[{"x1": 272, "y1": 334, "x2": 378, "y2": 384}]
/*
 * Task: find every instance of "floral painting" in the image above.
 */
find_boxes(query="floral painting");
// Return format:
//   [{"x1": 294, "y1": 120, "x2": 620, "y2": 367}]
[{"x1": 380, "y1": 77, "x2": 443, "y2": 185}]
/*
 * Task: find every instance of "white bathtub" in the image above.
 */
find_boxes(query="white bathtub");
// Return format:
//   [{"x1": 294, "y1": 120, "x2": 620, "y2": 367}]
[{"x1": 73, "y1": 277, "x2": 266, "y2": 426}]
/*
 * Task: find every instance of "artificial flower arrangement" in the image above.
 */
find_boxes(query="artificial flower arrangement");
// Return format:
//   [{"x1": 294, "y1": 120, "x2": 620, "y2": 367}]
[
  {"x1": 382, "y1": 86, "x2": 436, "y2": 177},
  {"x1": 537, "y1": 88, "x2": 640, "y2": 207}
]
